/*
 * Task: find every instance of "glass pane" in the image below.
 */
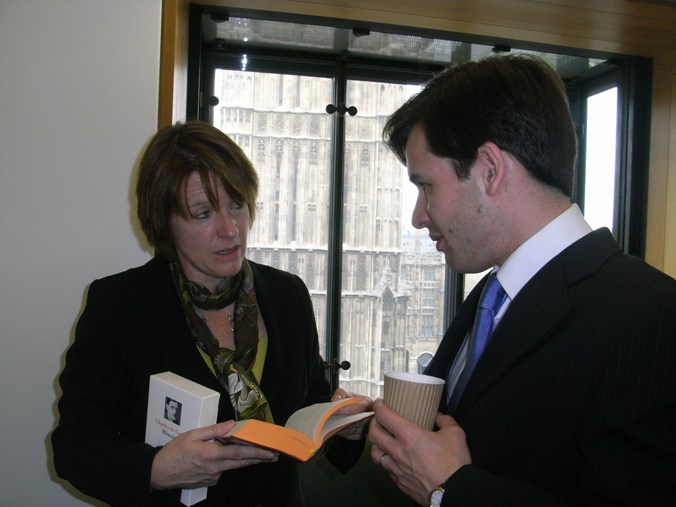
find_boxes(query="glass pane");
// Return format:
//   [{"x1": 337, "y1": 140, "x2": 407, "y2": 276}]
[
  {"x1": 203, "y1": 14, "x2": 606, "y2": 75},
  {"x1": 583, "y1": 87, "x2": 618, "y2": 232},
  {"x1": 463, "y1": 270, "x2": 490, "y2": 299},
  {"x1": 339, "y1": 80, "x2": 450, "y2": 400},
  {"x1": 212, "y1": 69, "x2": 334, "y2": 353},
  {"x1": 210, "y1": 70, "x2": 525, "y2": 401}
]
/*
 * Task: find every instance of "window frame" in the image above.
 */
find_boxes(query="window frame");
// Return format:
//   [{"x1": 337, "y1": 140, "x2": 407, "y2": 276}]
[
  {"x1": 568, "y1": 59, "x2": 651, "y2": 257},
  {"x1": 187, "y1": 5, "x2": 651, "y2": 388}
]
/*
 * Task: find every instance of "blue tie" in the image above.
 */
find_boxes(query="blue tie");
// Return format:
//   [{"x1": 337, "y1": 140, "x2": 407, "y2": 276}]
[{"x1": 448, "y1": 274, "x2": 507, "y2": 412}]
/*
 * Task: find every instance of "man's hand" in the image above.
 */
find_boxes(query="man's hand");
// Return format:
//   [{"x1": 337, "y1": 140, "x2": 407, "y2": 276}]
[{"x1": 368, "y1": 399, "x2": 471, "y2": 505}]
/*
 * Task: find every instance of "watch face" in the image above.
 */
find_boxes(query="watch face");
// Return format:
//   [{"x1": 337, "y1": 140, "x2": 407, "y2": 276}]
[{"x1": 430, "y1": 488, "x2": 444, "y2": 507}]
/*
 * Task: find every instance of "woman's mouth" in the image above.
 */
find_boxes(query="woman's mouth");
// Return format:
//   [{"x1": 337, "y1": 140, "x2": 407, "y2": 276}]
[{"x1": 215, "y1": 246, "x2": 238, "y2": 256}]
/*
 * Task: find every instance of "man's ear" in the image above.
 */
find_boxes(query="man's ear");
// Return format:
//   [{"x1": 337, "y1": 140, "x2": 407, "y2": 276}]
[{"x1": 476, "y1": 142, "x2": 507, "y2": 197}]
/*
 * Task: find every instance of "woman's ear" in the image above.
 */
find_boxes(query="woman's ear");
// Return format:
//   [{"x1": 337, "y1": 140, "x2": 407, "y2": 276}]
[{"x1": 476, "y1": 142, "x2": 507, "y2": 197}]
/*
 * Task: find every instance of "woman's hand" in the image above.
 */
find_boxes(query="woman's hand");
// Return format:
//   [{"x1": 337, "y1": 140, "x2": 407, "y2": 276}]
[
  {"x1": 331, "y1": 388, "x2": 373, "y2": 440},
  {"x1": 150, "y1": 420, "x2": 279, "y2": 490},
  {"x1": 331, "y1": 388, "x2": 373, "y2": 412}
]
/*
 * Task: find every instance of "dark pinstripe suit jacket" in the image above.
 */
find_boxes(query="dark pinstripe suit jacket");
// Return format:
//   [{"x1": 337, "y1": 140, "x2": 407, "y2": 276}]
[
  {"x1": 52, "y1": 256, "x2": 333, "y2": 506},
  {"x1": 426, "y1": 228, "x2": 676, "y2": 506}
]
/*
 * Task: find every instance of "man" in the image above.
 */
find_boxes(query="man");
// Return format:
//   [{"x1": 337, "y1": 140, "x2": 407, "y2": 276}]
[
  {"x1": 368, "y1": 55, "x2": 676, "y2": 506},
  {"x1": 164, "y1": 397, "x2": 181, "y2": 424}
]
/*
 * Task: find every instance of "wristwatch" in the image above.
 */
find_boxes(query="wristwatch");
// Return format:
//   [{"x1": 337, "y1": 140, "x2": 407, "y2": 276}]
[{"x1": 428, "y1": 483, "x2": 445, "y2": 507}]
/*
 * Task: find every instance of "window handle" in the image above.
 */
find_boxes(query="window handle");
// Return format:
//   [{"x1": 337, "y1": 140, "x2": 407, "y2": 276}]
[
  {"x1": 325, "y1": 103, "x2": 358, "y2": 117},
  {"x1": 201, "y1": 93, "x2": 219, "y2": 107},
  {"x1": 325, "y1": 358, "x2": 351, "y2": 371}
]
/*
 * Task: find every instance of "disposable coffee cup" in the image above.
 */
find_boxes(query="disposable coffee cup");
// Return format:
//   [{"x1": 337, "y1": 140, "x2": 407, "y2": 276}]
[{"x1": 383, "y1": 372, "x2": 445, "y2": 430}]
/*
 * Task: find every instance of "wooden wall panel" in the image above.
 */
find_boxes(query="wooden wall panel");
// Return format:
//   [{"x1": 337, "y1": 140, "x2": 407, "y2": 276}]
[
  {"x1": 664, "y1": 50, "x2": 676, "y2": 275},
  {"x1": 189, "y1": 0, "x2": 676, "y2": 55}
]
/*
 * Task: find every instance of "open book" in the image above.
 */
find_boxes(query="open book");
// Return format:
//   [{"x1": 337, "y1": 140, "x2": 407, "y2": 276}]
[{"x1": 220, "y1": 397, "x2": 373, "y2": 462}]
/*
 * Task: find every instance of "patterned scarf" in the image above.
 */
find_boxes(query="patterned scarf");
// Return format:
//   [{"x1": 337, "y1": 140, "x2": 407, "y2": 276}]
[{"x1": 170, "y1": 260, "x2": 268, "y2": 420}]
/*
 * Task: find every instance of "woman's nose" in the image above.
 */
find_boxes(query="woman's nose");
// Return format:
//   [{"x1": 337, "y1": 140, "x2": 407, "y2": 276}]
[{"x1": 216, "y1": 210, "x2": 239, "y2": 238}]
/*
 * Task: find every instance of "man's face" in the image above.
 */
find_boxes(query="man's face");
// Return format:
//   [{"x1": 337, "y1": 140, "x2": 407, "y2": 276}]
[
  {"x1": 166, "y1": 400, "x2": 179, "y2": 422},
  {"x1": 406, "y1": 125, "x2": 494, "y2": 274}
]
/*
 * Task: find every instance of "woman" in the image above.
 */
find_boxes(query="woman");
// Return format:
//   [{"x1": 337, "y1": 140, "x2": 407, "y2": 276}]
[{"x1": 52, "y1": 121, "x2": 367, "y2": 506}]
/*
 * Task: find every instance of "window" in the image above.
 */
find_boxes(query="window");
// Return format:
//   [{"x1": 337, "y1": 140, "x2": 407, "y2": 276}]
[
  {"x1": 189, "y1": 7, "x2": 650, "y2": 396},
  {"x1": 584, "y1": 87, "x2": 618, "y2": 232}
]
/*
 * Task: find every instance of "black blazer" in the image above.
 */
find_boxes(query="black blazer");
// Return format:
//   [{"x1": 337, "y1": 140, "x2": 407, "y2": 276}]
[
  {"x1": 426, "y1": 229, "x2": 676, "y2": 506},
  {"x1": 52, "y1": 256, "x2": 333, "y2": 506}
]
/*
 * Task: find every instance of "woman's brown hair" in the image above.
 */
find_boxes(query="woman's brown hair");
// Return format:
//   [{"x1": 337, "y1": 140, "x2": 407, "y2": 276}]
[{"x1": 136, "y1": 121, "x2": 259, "y2": 260}]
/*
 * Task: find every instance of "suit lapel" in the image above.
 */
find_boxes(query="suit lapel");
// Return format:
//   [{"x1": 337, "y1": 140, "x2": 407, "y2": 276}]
[
  {"x1": 138, "y1": 257, "x2": 294, "y2": 421},
  {"x1": 249, "y1": 263, "x2": 289, "y2": 403},
  {"x1": 450, "y1": 229, "x2": 621, "y2": 414},
  {"x1": 426, "y1": 279, "x2": 483, "y2": 411},
  {"x1": 143, "y1": 257, "x2": 228, "y2": 395},
  {"x1": 458, "y1": 264, "x2": 571, "y2": 411}
]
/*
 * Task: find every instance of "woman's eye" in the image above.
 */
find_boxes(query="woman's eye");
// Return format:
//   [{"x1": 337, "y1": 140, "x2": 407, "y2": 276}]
[
  {"x1": 193, "y1": 210, "x2": 212, "y2": 220},
  {"x1": 230, "y1": 202, "x2": 243, "y2": 213}
]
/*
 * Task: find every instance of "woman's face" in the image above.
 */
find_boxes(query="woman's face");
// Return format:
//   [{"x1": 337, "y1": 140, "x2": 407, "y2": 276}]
[{"x1": 170, "y1": 171, "x2": 249, "y2": 292}]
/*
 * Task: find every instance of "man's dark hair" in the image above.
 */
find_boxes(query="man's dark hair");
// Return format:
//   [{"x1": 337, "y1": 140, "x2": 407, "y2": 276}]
[{"x1": 383, "y1": 54, "x2": 577, "y2": 197}]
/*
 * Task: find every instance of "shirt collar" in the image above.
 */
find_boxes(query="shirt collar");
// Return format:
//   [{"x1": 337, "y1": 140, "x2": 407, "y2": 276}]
[{"x1": 495, "y1": 204, "x2": 592, "y2": 300}]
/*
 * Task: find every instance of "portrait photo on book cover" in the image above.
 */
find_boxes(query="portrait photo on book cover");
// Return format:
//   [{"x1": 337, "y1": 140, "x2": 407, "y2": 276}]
[{"x1": 164, "y1": 397, "x2": 182, "y2": 425}]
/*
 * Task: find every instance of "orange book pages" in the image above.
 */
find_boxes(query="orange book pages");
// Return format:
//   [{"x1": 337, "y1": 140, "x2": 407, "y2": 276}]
[
  {"x1": 285, "y1": 397, "x2": 367, "y2": 444},
  {"x1": 225, "y1": 419, "x2": 318, "y2": 461},
  {"x1": 316, "y1": 411, "x2": 373, "y2": 442}
]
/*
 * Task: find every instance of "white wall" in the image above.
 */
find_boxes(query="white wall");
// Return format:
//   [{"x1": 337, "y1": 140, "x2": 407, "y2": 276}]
[{"x1": 0, "y1": 0, "x2": 161, "y2": 504}]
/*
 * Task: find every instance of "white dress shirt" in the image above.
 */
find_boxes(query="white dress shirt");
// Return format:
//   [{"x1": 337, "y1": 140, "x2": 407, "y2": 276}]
[{"x1": 446, "y1": 204, "x2": 593, "y2": 400}]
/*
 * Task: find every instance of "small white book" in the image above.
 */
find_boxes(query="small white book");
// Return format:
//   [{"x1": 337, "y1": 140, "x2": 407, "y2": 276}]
[{"x1": 145, "y1": 371, "x2": 220, "y2": 506}]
